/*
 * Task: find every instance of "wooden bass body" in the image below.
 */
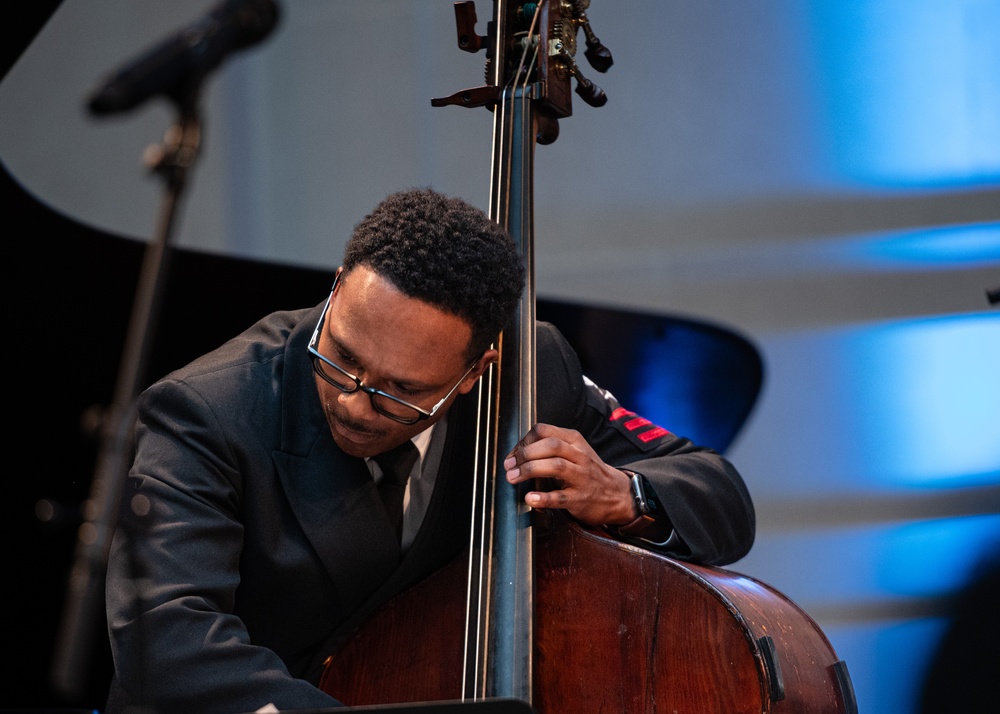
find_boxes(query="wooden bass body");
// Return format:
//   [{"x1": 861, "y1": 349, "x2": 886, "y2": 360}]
[{"x1": 320, "y1": 515, "x2": 856, "y2": 713}]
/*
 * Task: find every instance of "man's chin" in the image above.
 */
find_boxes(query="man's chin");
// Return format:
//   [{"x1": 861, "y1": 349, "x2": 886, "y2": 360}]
[{"x1": 332, "y1": 438, "x2": 376, "y2": 459}]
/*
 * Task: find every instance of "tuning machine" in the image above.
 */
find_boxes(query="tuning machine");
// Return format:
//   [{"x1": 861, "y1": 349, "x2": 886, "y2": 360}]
[
  {"x1": 550, "y1": 0, "x2": 613, "y2": 108},
  {"x1": 433, "y1": 0, "x2": 615, "y2": 141}
]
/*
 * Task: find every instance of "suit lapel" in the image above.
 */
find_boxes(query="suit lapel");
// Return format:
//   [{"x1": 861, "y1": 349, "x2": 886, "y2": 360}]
[
  {"x1": 299, "y1": 390, "x2": 482, "y2": 680},
  {"x1": 271, "y1": 305, "x2": 400, "y2": 613}
]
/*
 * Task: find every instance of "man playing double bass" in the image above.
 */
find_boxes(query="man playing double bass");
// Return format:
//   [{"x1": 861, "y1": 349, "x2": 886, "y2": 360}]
[{"x1": 104, "y1": 188, "x2": 755, "y2": 713}]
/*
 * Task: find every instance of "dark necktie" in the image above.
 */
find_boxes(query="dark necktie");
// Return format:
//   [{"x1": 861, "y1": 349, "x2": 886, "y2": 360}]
[{"x1": 373, "y1": 440, "x2": 419, "y2": 541}]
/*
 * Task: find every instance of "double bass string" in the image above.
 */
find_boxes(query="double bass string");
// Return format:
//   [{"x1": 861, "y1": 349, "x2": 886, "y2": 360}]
[
  {"x1": 462, "y1": 7, "x2": 542, "y2": 699},
  {"x1": 462, "y1": 343, "x2": 493, "y2": 699}
]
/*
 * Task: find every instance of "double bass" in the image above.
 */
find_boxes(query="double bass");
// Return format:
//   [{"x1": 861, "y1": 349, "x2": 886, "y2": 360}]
[{"x1": 321, "y1": 2, "x2": 857, "y2": 712}]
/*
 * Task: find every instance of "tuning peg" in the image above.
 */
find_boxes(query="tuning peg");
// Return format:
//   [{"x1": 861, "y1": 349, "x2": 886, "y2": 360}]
[
  {"x1": 582, "y1": 24, "x2": 613, "y2": 72},
  {"x1": 572, "y1": 1, "x2": 613, "y2": 72},
  {"x1": 572, "y1": 66, "x2": 607, "y2": 108}
]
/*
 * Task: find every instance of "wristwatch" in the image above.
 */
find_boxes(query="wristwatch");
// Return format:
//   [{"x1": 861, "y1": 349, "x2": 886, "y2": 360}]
[{"x1": 616, "y1": 469, "x2": 668, "y2": 540}]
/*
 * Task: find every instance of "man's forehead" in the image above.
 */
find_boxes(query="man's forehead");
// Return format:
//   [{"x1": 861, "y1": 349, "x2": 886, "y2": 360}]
[{"x1": 327, "y1": 266, "x2": 475, "y2": 376}]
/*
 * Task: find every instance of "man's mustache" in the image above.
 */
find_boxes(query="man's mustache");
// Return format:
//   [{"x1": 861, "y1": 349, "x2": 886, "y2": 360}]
[{"x1": 325, "y1": 401, "x2": 387, "y2": 438}]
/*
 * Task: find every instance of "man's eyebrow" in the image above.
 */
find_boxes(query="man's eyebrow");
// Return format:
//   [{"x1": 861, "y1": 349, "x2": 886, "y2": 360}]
[
  {"x1": 327, "y1": 332, "x2": 438, "y2": 392},
  {"x1": 326, "y1": 333, "x2": 356, "y2": 361}
]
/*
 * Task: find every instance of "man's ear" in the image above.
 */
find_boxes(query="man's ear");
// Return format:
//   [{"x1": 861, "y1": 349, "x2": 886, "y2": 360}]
[{"x1": 459, "y1": 348, "x2": 499, "y2": 394}]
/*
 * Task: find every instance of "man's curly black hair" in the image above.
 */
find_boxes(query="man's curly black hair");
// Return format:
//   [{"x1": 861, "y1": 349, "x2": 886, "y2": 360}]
[{"x1": 342, "y1": 188, "x2": 526, "y2": 358}]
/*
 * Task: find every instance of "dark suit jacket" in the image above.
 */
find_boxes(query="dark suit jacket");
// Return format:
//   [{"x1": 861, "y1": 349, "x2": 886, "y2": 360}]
[{"x1": 105, "y1": 305, "x2": 754, "y2": 714}]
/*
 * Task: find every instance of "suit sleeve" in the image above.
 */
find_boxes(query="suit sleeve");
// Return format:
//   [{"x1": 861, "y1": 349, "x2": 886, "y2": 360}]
[
  {"x1": 535, "y1": 321, "x2": 755, "y2": 566},
  {"x1": 105, "y1": 378, "x2": 342, "y2": 714}
]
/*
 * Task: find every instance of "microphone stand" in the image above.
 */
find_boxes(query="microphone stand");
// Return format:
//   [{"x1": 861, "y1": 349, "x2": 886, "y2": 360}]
[{"x1": 49, "y1": 88, "x2": 203, "y2": 702}]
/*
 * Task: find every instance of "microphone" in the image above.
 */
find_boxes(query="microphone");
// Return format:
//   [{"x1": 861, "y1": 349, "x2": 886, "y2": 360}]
[{"x1": 87, "y1": 0, "x2": 280, "y2": 115}]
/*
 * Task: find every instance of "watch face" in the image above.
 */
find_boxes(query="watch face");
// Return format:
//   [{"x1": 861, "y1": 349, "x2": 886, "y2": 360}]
[
  {"x1": 634, "y1": 473, "x2": 661, "y2": 517},
  {"x1": 643, "y1": 479, "x2": 661, "y2": 516}
]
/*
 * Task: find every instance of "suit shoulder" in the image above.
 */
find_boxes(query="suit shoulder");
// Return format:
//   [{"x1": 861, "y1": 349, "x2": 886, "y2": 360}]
[{"x1": 169, "y1": 306, "x2": 315, "y2": 381}]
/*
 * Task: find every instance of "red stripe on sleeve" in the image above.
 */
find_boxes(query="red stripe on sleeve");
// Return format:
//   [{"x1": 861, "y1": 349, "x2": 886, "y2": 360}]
[
  {"x1": 638, "y1": 427, "x2": 670, "y2": 443},
  {"x1": 610, "y1": 407, "x2": 635, "y2": 422}
]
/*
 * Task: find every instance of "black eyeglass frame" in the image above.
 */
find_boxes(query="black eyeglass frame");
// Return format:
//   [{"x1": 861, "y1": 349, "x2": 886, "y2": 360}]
[{"x1": 307, "y1": 273, "x2": 478, "y2": 425}]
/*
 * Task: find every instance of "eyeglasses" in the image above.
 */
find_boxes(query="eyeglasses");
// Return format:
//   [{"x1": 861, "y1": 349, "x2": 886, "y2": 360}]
[{"x1": 307, "y1": 274, "x2": 477, "y2": 425}]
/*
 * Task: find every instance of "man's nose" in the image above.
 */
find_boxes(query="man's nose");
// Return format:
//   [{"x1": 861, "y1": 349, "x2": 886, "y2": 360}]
[{"x1": 339, "y1": 388, "x2": 378, "y2": 419}]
